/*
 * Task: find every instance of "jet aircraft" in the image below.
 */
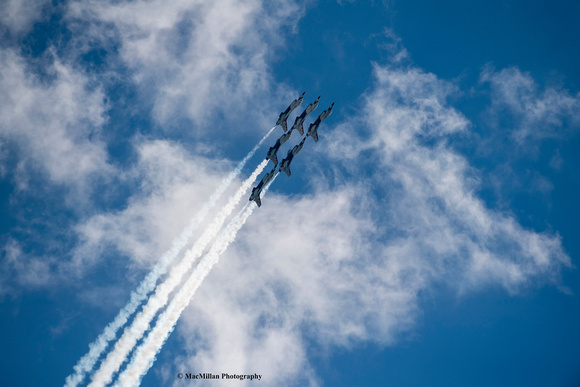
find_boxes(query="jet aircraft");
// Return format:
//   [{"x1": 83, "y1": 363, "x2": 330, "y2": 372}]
[
  {"x1": 290, "y1": 96, "x2": 320, "y2": 135},
  {"x1": 278, "y1": 137, "x2": 307, "y2": 177},
  {"x1": 306, "y1": 102, "x2": 334, "y2": 142},
  {"x1": 249, "y1": 166, "x2": 277, "y2": 207},
  {"x1": 265, "y1": 130, "x2": 292, "y2": 166},
  {"x1": 276, "y1": 92, "x2": 305, "y2": 132}
]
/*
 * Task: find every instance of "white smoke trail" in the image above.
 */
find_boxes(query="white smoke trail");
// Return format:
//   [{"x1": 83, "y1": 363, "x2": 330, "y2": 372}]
[
  {"x1": 116, "y1": 174, "x2": 278, "y2": 387},
  {"x1": 64, "y1": 127, "x2": 274, "y2": 387},
  {"x1": 88, "y1": 161, "x2": 271, "y2": 387}
]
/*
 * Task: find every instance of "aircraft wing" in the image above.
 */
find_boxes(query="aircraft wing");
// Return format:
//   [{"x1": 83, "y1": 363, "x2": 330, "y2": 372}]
[
  {"x1": 250, "y1": 166, "x2": 277, "y2": 206},
  {"x1": 289, "y1": 92, "x2": 305, "y2": 111},
  {"x1": 307, "y1": 103, "x2": 334, "y2": 142},
  {"x1": 276, "y1": 92, "x2": 305, "y2": 131},
  {"x1": 278, "y1": 152, "x2": 293, "y2": 177},
  {"x1": 279, "y1": 160, "x2": 291, "y2": 177},
  {"x1": 295, "y1": 122, "x2": 304, "y2": 136},
  {"x1": 304, "y1": 96, "x2": 321, "y2": 116},
  {"x1": 263, "y1": 167, "x2": 276, "y2": 185},
  {"x1": 265, "y1": 152, "x2": 278, "y2": 166},
  {"x1": 320, "y1": 102, "x2": 334, "y2": 122},
  {"x1": 293, "y1": 137, "x2": 306, "y2": 155},
  {"x1": 310, "y1": 128, "x2": 319, "y2": 142},
  {"x1": 279, "y1": 131, "x2": 292, "y2": 145},
  {"x1": 249, "y1": 184, "x2": 263, "y2": 207}
]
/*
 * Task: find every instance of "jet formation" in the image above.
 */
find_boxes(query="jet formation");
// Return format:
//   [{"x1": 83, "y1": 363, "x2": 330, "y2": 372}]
[{"x1": 250, "y1": 92, "x2": 334, "y2": 207}]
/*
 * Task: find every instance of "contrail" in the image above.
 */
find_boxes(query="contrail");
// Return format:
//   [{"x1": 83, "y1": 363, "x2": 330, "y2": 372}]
[
  {"x1": 116, "y1": 174, "x2": 278, "y2": 387},
  {"x1": 64, "y1": 127, "x2": 274, "y2": 387},
  {"x1": 87, "y1": 161, "x2": 270, "y2": 387}
]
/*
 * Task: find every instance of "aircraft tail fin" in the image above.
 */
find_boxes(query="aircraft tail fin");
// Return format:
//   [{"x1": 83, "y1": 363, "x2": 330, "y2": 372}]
[
  {"x1": 272, "y1": 155, "x2": 278, "y2": 165},
  {"x1": 296, "y1": 123, "x2": 304, "y2": 136},
  {"x1": 311, "y1": 131, "x2": 318, "y2": 142},
  {"x1": 280, "y1": 120, "x2": 288, "y2": 132},
  {"x1": 279, "y1": 164, "x2": 291, "y2": 177},
  {"x1": 254, "y1": 195, "x2": 262, "y2": 207}
]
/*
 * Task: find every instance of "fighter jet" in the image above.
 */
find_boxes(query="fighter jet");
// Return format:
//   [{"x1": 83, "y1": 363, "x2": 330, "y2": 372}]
[
  {"x1": 306, "y1": 102, "x2": 334, "y2": 142},
  {"x1": 265, "y1": 130, "x2": 292, "y2": 166},
  {"x1": 249, "y1": 166, "x2": 277, "y2": 207},
  {"x1": 289, "y1": 96, "x2": 320, "y2": 136},
  {"x1": 276, "y1": 92, "x2": 305, "y2": 132},
  {"x1": 278, "y1": 137, "x2": 307, "y2": 177}
]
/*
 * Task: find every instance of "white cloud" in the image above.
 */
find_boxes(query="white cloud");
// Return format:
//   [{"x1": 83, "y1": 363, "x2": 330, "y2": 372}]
[
  {"x1": 345, "y1": 64, "x2": 569, "y2": 292},
  {"x1": 71, "y1": 138, "x2": 233, "y2": 277},
  {"x1": 0, "y1": 48, "x2": 112, "y2": 192},
  {"x1": 480, "y1": 65, "x2": 580, "y2": 145},
  {"x1": 0, "y1": 47, "x2": 116, "y2": 291},
  {"x1": 67, "y1": 0, "x2": 304, "y2": 132},
  {"x1": 1, "y1": 238, "x2": 56, "y2": 296},
  {"x1": 0, "y1": 0, "x2": 49, "y2": 37},
  {"x1": 176, "y1": 189, "x2": 388, "y2": 386},
  {"x1": 0, "y1": 139, "x2": 7, "y2": 178}
]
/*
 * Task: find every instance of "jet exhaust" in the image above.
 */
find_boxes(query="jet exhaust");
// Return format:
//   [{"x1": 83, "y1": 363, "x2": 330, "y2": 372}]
[
  {"x1": 87, "y1": 159, "x2": 270, "y2": 387},
  {"x1": 70, "y1": 94, "x2": 331, "y2": 386},
  {"x1": 65, "y1": 127, "x2": 275, "y2": 387},
  {"x1": 116, "y1": 174, "x2": 278, "y2": 387}
]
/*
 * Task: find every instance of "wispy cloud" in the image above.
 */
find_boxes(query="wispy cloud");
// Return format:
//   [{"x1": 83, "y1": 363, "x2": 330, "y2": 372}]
[
  {"x1": 1, "y1": 239, "x2": 56, "y2": 295},
  {"x1": 67, "y1": 0, "x2": 304, "y2": 132},
  {"x1": 480, "y1": 65, "x2": 580, "y2": 146},
  {"x1": 0, "y1": 0, "x2": 50, "y2": 37},
  {"x1": 335, "y1": 63, "x2": 570, "y2": 292},
  {"x1": 0, "y1": 47, "x2": 116, "y2": 294},
  {"x1": 0, "y1": 48, "x2": 112, "y2": 191}
]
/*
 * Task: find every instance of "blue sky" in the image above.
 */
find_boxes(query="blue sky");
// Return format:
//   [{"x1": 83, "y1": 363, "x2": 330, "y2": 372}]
[{"x1": 1, "y1": 0, "x2": 579, "y2": 386}]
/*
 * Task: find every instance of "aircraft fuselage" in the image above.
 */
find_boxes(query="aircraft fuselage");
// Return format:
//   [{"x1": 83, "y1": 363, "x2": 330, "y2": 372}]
[
  {"x1": 249, "y1": 167, "x2": 277, "y2": 207},
  {"x1": 266, "y1": 131, "x2": 292, "y2": 165},
  {"x1": 306, "y1": 103, "x2": 334, "y2": 142},
  {"x1": 276, "y1": 92, "x2": 305, "y2": 132},
  {"x1": 279, "y1": 137, "x2": 306, "y2": 177},
  {"x1": 290, "y1": 96, "x2": 320, "y2": 135}
]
